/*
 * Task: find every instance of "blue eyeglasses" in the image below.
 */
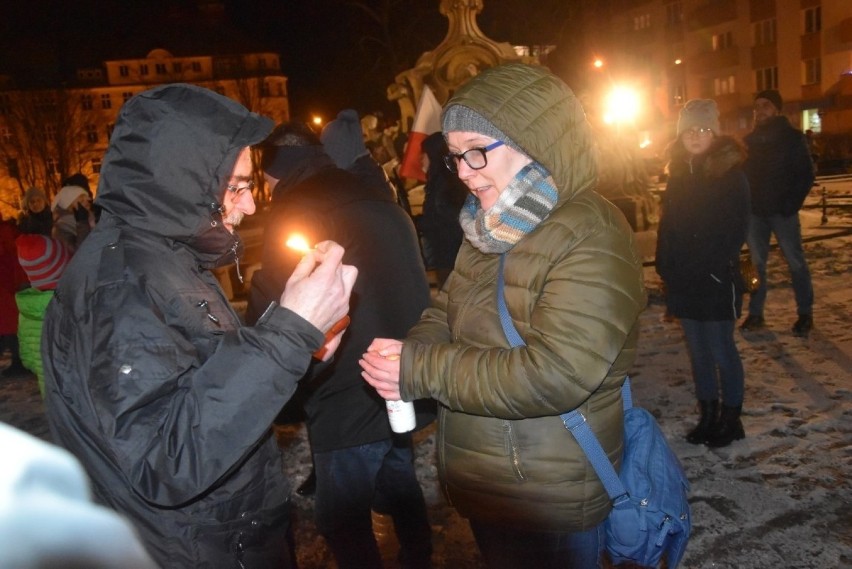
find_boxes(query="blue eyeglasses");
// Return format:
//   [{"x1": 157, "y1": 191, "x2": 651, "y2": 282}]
[{"x1": 443, "y1": 140, "x2": 505, "y2": 173}]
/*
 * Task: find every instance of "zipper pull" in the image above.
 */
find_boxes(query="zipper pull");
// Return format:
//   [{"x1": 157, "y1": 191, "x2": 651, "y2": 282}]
[
  {"x1": 231, "y1": 242, "x2": 243, "y2": 284},
  {"x1": 196, "y1": 299, "x2": 220, "y2": 325}
]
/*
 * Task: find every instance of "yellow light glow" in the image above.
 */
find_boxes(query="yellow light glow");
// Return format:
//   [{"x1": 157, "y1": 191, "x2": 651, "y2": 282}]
[
  {"x1": 603, "y1": 86, "x2": 641, "y2": 125},
  {"x1": 674, "y1": 59, "x2": 682, "y2": 65},
  {"x1": 286, "y1": 234, "x2": 311, "y2": 254},
  {"x1": 593, "y1": 58, "x2": 604, "y2": 69},
  {"x1": 312, "y1": 116, "x2": 323, "y2": 127}
]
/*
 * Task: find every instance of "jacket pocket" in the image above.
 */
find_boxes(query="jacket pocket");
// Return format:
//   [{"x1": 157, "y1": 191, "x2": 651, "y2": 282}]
[
  {"x1": 502, "y1": 420, "x2": 527, "y2": 481},
  {"x1": 193, "y1": 500, "x2": 293, "y2": 569}
]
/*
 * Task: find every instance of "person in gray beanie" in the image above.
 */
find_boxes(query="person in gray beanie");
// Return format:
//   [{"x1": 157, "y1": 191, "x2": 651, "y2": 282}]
[
  {"x1": 361, "y1": 63, "x2": 646, "y2": 569},
  {"x1": 321, "y1": 109, "x2": 398, "y2": 201},
  {"x1": 741, "y1": 89, "x2": 815, "y2": 336},
  {"x1": 676, "y1": 98, "x2": 720, "y2": 137},
  {"x1": 657, "y1": 98, "x2": 750, "y2": 448}
]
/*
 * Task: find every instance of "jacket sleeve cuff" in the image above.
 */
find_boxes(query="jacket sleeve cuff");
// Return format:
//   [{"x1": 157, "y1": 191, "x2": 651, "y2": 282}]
[{"x1": 255, "y1": 301, "x2": 325, "y2": 352}]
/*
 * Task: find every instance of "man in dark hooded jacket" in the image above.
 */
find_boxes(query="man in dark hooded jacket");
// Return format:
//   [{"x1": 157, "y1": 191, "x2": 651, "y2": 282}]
[
  {"x1": 247, "y1": 121, "x2": 433, "y2": 569},
  {"x1": 42, "y1": 84, "x2": 358, "y2": 569}
]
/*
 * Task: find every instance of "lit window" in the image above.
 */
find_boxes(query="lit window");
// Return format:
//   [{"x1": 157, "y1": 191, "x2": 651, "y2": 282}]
[
  {"x1": 714, "y1": 75, "x2": 735, "y2": 95},
  {"x1": 712, "y1": 31, "x2": 733, "y2": 51}
]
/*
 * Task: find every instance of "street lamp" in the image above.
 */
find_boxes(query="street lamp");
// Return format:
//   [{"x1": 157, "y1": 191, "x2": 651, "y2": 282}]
[{"x1": 602, "y1": 86, "x2": 640, "y2": 126}]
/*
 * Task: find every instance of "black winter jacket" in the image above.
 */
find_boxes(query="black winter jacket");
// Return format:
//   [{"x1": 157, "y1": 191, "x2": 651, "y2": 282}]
[
  {"x1": 43, "y1": 85, "x2": 319, "y2": 569},
  {"x1": 743, "y1": 115, "x2": 814, "y2": 217},
  {"x1": 248, "y1": 158, "x2": 431, "y2": 452},
  {"x1": 418, "y1": 132, "x2": 467, "y2": 272},
  {"x1": 656, "y1": 136, "x2": 750, "y2": 321}
]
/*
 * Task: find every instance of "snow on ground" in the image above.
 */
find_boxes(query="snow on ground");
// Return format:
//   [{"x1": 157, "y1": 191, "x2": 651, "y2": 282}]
[{"x1": 1, "y1": 179, "x2": 850, "y2": 568}]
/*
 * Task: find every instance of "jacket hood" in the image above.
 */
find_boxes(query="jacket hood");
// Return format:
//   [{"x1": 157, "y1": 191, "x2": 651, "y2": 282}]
[
  {"x1": 95, "y1": 84, "x2": 273, "y2": 262},
  {"x1": 441, "y1": 63, "x2": 598, "y2": 204}
]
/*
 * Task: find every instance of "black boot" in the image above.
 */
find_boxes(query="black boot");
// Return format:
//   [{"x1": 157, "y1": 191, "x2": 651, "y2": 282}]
[
  {"x1": 686, "y1": 400, "x2": 719, "y2": 445},
  {"x1": 792, "y1": 314, "x2": 813, "y2": 337},
  {"x1": 706, "y1": 405, "x2": 745, "y2": 447}
]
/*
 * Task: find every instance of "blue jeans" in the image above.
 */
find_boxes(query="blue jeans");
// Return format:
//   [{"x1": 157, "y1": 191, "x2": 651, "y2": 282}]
[
  {"x1": 470, "y1": 519, "x2": 605, "y2": 569},
  {"x1": 746, "y1": 213, "x2": 814, "y2": 317},
  {"x1": 681, "y1": 318, "x2": 744, "y2": 406},
  {"x1": 313, "y1": 435, "x2": 432, "y2": 569}
]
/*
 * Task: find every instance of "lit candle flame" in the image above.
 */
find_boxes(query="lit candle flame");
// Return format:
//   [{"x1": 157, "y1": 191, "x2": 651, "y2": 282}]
[{"x1": 286, "y1": 234, "x2": 311, "y2": 254}]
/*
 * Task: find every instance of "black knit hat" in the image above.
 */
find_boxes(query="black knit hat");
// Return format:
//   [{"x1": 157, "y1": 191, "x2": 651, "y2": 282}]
[{"x1": 755, "y1": 89, "x2": 783, "y2": 111}]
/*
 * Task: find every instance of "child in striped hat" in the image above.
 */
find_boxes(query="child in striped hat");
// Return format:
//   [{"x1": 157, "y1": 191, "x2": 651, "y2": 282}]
[{"x1": 15, "y1": 235, "x2": 71, "y2": 395}]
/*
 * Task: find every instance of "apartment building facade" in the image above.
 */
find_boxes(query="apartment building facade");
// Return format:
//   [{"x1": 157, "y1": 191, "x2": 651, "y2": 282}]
[
  {"x1": 589, "y1": 0, "x2": 851, "y2": 168},
  {"x1": 0, "y1": 48, "x2": 289, "y2": 219}
]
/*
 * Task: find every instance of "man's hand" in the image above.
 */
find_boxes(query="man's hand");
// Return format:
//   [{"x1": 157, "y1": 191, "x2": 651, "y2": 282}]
[{"x1": 280, "y1": 240, "x2": 357, "y2": 334}]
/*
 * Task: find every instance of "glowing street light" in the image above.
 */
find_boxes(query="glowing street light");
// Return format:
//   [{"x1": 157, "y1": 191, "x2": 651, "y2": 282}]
[
  {"x1": 593, "y1": 58, "x2": 605, "y2": 69},
  {"x1": 602, "y1": 86, "x2": 641, "y2": 126},
  {"x1": 311, "y1": 115, "x2": 323, "y2": 128}
]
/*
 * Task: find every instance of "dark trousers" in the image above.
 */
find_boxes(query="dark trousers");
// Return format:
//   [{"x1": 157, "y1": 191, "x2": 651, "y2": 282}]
[
  {"x1": 313, "y1": 435, "x2": 432, "y2": 569},
  {"x1": 746, "y1": 213, "x2": 814, "y2": 316},
  {"x1": 469, "y1": 519, "x2": 604, "y2": 569},
  {"x1": 681, "y1": 318, "x2": 744, "y2": 406}
]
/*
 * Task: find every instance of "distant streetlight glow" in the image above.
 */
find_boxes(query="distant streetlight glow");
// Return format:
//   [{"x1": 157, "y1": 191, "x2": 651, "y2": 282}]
[
  {"x1": 312, "y1": 115, "x2": 323, "y2": 128},
  {"x1": 602, "y1": 86, "x2": 640, "y2": 125},
  {"x1": 674, "y1": 59, "x2": 683, "y2": 65},
  {"x1": 593, "y1": 58, "x2": 604, "y2": 69}
]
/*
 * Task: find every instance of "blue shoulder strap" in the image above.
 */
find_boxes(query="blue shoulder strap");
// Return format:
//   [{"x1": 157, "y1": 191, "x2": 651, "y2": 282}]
[{"x1": 496, "y1": 253, "x2": 630, "y2": 504}]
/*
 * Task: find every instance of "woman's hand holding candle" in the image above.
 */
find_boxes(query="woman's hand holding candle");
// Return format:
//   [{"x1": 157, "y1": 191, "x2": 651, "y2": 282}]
[{"x1": 359, "y1": 338, "x2": 404, "y2": 400}]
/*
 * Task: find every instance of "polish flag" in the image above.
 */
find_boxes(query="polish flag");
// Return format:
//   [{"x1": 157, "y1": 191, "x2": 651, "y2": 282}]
[{"x1": 398, "y1": 85, "x2": 443, "y2": 182}]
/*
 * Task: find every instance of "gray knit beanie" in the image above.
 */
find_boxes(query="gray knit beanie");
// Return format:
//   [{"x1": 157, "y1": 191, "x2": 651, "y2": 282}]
[
  {"x1": 677, "y1": 99, "x2": 720, "y2": 136},
  {"x1": 320, "y1": 109, "x2": 369, "y2": 169},
  {"x1": 441, "y1": 105, "x2": 525, "y2": 154}
]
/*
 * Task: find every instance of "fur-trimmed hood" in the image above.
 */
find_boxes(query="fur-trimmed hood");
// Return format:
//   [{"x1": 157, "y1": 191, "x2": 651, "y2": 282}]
[{"x1": 667, "y1": 135, "x2": 746, "y2": 179}]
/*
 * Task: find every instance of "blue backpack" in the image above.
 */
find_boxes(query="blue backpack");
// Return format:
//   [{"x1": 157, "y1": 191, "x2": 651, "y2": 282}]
[{"x1": 497, "y1": 254, "x2": 692, "y2": 568}]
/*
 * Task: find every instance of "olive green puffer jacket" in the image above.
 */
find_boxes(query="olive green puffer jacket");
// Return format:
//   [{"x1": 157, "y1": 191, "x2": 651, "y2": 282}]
[{"x1": 399, "y1": 64, "x2": 646, "y2": 531}]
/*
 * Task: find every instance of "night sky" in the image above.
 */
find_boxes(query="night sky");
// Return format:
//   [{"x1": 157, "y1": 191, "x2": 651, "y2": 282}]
[{"x1": 0, "y1": 0, "x2": 589, "y2": 122}]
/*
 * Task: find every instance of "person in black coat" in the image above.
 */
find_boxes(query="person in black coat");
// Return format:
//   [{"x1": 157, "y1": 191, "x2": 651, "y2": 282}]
[
  {"x1": 656, "y1": 99, "x2": 750, "y2": 448},
  {"x1": 248, "y1": 122, "x2": 433, "y2": 569},
  {"x1": 40, "y1": 84, "x2": 357, "y2": 568},
  {"x1": 417, "y1": 132, "x2": 467, "y2": 289},
  {"x1": 740, "y1": 89, "x2": 816, "y2": 336}
]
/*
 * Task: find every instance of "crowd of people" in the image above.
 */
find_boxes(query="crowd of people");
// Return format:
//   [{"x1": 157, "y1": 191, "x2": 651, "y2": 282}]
[{"x1": 0, "y1": 64, "x2": 817, "y2": 568}]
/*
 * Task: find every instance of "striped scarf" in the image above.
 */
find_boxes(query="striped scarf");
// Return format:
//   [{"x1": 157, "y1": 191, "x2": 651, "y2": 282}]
[{"x1": 459, "y1": 161, "x2": 558, "y2": 254}]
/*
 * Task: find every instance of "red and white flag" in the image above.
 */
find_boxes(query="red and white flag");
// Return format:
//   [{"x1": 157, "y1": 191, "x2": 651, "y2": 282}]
[{"x1": 398, "y1": 85, "x2": 442, "y2": 182}]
